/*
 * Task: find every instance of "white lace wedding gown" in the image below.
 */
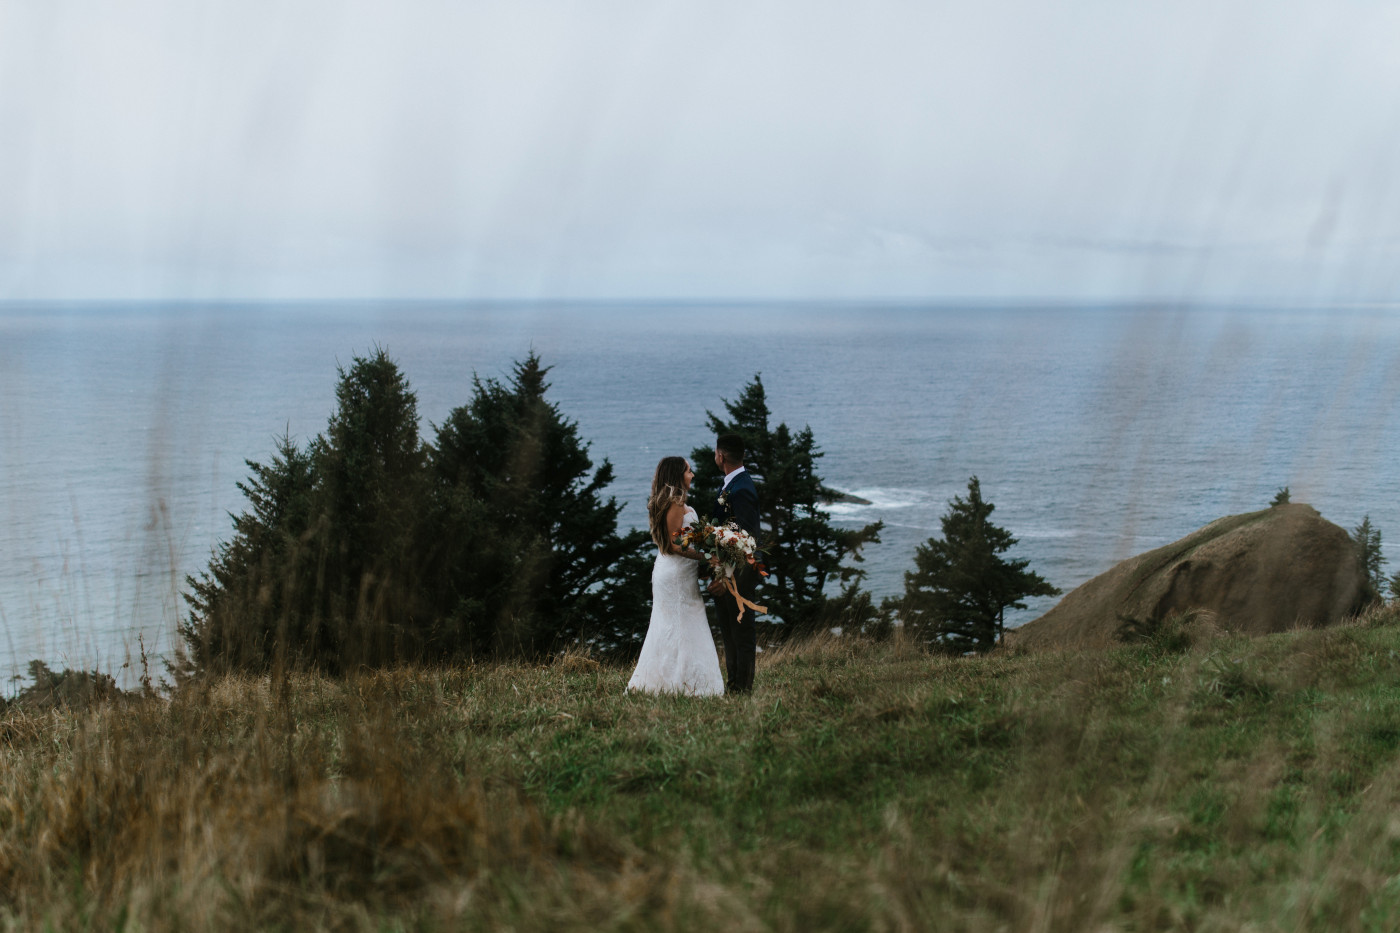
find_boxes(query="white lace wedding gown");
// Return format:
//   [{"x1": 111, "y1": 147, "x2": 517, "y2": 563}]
[{"x1": 627, "y1": 507, "x2": 725, "y2": 696}]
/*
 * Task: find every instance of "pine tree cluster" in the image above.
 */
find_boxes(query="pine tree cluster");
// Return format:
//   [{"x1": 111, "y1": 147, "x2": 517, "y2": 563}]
[{"x1": 182, "y1": 349, "x2": 650, "y2": 673}]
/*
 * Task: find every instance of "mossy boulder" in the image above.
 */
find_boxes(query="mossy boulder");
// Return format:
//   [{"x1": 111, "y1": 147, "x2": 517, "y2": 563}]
[{"x1": 1009, "y1": 503, "x2": 1367, "y2": 651}]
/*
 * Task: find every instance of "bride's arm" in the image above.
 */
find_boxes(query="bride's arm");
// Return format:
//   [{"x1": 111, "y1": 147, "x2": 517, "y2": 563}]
[{"x1": 666, "y1": 503, "x2": 705, "y2": 561}]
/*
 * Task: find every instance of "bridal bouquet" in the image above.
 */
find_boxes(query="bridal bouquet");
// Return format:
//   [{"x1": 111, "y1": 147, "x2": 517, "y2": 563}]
[{"x1": 674, "y1": 518, "x2": 768, "y2": 623}]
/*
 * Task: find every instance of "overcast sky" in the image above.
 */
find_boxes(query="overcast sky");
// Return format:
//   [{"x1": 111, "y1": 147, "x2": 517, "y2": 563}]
[{"x1": 3, "y1": 0, "x2": 1400, "y2": 302}]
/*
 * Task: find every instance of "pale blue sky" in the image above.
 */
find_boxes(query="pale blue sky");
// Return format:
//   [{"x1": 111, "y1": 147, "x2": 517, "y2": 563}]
[{"x1": 3, "y1": 0, "x2": 1399, "y2": 302}]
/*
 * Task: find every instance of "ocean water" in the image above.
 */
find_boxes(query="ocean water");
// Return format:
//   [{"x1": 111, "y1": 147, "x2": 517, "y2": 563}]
[{"x1": 2, "y1": 301, "x2": 1398, "y2": 681}]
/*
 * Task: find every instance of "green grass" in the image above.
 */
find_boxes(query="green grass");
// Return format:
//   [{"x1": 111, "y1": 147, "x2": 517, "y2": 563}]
[{"x1": 5, "y1": 611, "x2": 1400, "y2": 930}]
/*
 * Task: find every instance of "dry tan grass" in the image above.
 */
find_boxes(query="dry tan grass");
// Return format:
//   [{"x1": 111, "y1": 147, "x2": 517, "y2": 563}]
[
  {"x1": 0, "y1": 674, "x2": 664, "y2": 930},
  {"x1": 3, "y1": 624, "x2": 1400, "y2": 930}
]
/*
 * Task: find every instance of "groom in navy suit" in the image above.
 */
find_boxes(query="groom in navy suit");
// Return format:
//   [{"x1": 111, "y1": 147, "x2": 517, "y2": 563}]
[{"x1": 709, "y1": 433, "x2": 761, "y2": 694}]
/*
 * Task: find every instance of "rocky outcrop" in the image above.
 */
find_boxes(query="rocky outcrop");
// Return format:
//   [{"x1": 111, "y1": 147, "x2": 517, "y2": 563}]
[
  {"x1": 1009, "y1": 503, "x2": 1368, "y2": 651},
  {"x1": 7, "y1": 660, "x2": 128, "y2": 712}
]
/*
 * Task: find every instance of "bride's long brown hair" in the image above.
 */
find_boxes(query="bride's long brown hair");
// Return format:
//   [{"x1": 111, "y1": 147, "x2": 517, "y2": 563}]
[{"x1": 647, "y1": 456, "x2": 689, "y2": 551}]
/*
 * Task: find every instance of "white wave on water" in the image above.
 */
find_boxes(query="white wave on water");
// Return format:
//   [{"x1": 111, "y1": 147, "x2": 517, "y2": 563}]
[
  {"x1": 824, "y1": 487, "x2": 937, "y2": 516},
  {"x1": 1015, "y1": 527, "x2": 1081, "y2": 540}
]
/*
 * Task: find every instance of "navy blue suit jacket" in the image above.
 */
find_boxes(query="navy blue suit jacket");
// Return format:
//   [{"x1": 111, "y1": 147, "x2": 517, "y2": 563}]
[{"x1": 715, "y1": 470, "x2": 761, "y2": 541}]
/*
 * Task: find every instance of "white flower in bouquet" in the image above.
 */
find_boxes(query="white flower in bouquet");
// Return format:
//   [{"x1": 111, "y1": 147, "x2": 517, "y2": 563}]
[{"x1": 671, "y1": 517, "x2": 769, "y2": 621}]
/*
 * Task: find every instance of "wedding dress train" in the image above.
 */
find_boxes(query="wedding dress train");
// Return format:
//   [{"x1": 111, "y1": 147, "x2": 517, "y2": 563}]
[{"x1": 627, "y1": 507, "x2": 724, "y2": 696}]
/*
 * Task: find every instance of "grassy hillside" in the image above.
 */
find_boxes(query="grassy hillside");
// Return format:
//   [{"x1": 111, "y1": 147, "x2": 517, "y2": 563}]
[{"x1": 4, "y1": 610, "x2": 1400, "y2": 931}]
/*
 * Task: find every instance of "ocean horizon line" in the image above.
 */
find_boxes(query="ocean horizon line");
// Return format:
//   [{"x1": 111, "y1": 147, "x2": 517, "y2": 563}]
[{"x1": 4, "y1": 296, "x2": 1398, "y2": 312}]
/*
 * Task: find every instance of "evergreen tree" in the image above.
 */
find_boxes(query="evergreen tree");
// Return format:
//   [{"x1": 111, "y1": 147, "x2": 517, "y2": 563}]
[
  {"x1": 310, "y1": 347, "x2": 428, "y2": 666},
  {"x1": 1270, "y1": 486, "x2": 1291, "y2": 506},
  {"x1": 1352, "y1": 515, "x2": 1385, "y2": 604},
  {"x1": 690, "y1": 375, "x2": 882, "y2": 641},
  {"x1": 426, "y1": 353, "x2": 652, "y2": 658},
  {"x1": 181, "y1": 432, "x2": 319, "y2": 672},
  {"x1": 899, "y1": 476, "x2": 1060, "y2": 654}
]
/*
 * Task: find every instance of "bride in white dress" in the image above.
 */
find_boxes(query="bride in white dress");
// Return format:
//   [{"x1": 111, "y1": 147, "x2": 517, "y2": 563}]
[{"x1": 627, "y1": 456, "x2": 725, "y2": 696}]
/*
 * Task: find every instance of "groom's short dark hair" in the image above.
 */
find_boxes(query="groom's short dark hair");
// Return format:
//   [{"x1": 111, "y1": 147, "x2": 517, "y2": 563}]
[{"x1": 716, "y1": 433, "x2": 745, "y2": 463}]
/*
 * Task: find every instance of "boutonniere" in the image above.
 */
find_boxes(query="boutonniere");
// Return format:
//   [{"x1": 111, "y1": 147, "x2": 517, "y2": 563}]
[{"x1": 717, "y1": 489, "x2": 730, "y2": 510}]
